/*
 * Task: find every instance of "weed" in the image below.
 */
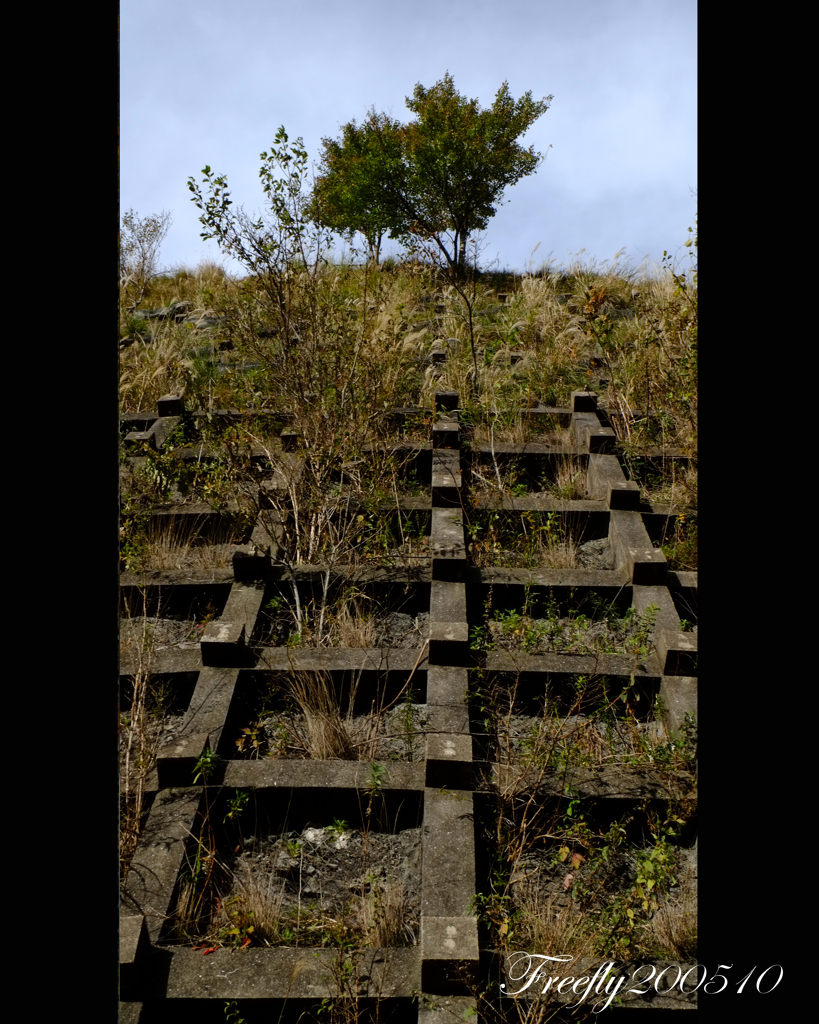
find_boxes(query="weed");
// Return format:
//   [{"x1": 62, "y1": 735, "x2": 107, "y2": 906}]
[
  {"x1": 223, "y1": 1001, "x2": 247, "y2": 1024},
  {"x1": 224, "y1": 790, "x2": 250, "y2": 824},
  {"x1": 327, "y1": 819, "x2": 350, "y2": 841},
  {"x1": 192, "y1": 746, "x2": 220, "y2": 785}
]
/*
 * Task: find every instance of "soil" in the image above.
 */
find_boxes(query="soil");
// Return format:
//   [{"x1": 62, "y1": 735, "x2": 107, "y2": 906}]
[
  {"x1": 119, "y1": 615, "x2": 202, "y2": 654},
  {"x1": 494, "y1": 714, "x2": 667, "y2": 766},
  {"x1": 256, "y1": 703, "x2": 430, "y2": 763},
  {"x1": 222, "y1": 825, "x2": 423, "y2": 946},
  {"x1": 372, "y1": 611, "x2": 429, "y2": 649},
  {"x1": 258, "y1": 610, "x2": 430, "y2": 649},
  {"x1": 508, "y1": 839, "x2": 697, "y2": 958},
  {"x1": 487, "y1": 609, "x2": 653, "y2": 656},
  {"x1": 473, "y1": 537, "x2": 614, "y2": 570},
  {"x1": 576, "y1": 538, "x2": 615, "y2": 569},
  {"x1": 383, "y1": 535, "x2": 431, "y2": 564}
]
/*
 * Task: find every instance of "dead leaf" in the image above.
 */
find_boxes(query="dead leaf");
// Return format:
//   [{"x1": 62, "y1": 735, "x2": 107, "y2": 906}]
[
  {"x1": 571, "y1": 852, "x2": 586, "y2": 868},
  {"x1": 563, "y1": 873, "x2": 574, "y2": 891}
]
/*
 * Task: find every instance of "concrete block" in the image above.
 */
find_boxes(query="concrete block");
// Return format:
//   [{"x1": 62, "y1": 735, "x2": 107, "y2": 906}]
[
  {"x1": 426, "y1": 731, "x2": 473, "y2": 789},
  {"x1": 432, "y1": 450, "x2": 462, "y2": 507},
  {"x1": 571, "y1": 391, "x2": 598, "y2": 411},
  {"x1": 201, "y1": 582, "x2": 266, "y2": 665},
  {"x1": 158, "y1": 666, "x2": 241, "y2": 778},
  {"x1": 431, "y1": 509, "x2": 466, "y2": 580},
  {"x1": 435, "y1": 391, "x2": 459, "y2": 413},
  {"x1": 232, "y1": 545, "x2": 271, "y2": 581},
  {"x1": 572, "y1": 412, "x2": 598, "y2": 448},
  {"x1": 157, "y1": 394, "x2": 185, "y2": 417},
  {"x1": 124, "y1": 430, "x2": 155, "y2": 452},
  {"x1": 200, "y1": 619, "x2": 246, "y2": 666},
  {"x1": 656, "y1": 629, "x2": 698, "y2": 676},
  {"x1": 151, "y1": 415, "x2": 182, "y2": 451},
  {"x1": 162, "y1": 947, "x2": 420, "y2": 999},
  {"x1": 427, "y1": 585, "x2": 466, "y2": 663},
  {"x1": 260, "y1": 454, "x2": 305, "y2": 497},
  {"x1": 608, "y1": 482, "x2": 641, "y2": 508},
  {"x1": 118, "y1": 913, "x2": 148, "y2": 966},
  {"x1": 122, "y1": 787, "x2": 204, "y2": 942},
  {"x1": 118, "y1": 1005, "x2": 144, "y2": 1024},
  {"x1": 418, "y1": 997, "x2": 477, "y2": 1024},
  {"x1": 156, "y1": 732, "x2": 213, "y2": 788},
  {"x1": 119, "y1": 914, "x2": 149, "y2": 993},
  {"x1": 429, "y1": 620, "x2": 470, "y2": 666},
  {"x1": 586, "y1": 425, "x2": 617, "y2": 453},
  {"x1": 432, "y1": 418, "x2": 459, "y2": 449},
  {"x1": 223, "y1": 759, "x2": 425, "y2": 791},
  {"x1": 632, "y1": 585, "x2": 682, "y2": 635},
  {"x1": 421, "y1": 917, "x2": 479, "y2": 992},
  {"x1": 587, "y1": 453, "x2": 641, "y2": 508},
  {"x1": 430, "y1": 581, "x2": 466, "y2": 625},
  {"x1": 609, "y1": 510, "x2": 667, "y2": 584},
  {"x1": 280, "y1": 428, "x2": 300, "y2": 451},
  {"x1": 421, "y1": 789, "x2": 477, "y2": 917},
  {"x1": 426, "y1": 666, "x2": 469, "y2": 706},
  {"x1": 659, "y1": 675, "x2": 697, "y2": 734}
]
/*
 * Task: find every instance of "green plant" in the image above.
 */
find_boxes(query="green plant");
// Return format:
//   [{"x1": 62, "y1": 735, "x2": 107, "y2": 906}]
[
  {"x1": 365, "y1": 762, "x2": 387, "y2": 797},
  {"x1": 223, "y1": 1001, "x2": 247, "y2": 1024},
  {"x1": 224, "y1": 789, "x2": 249, "y2": 824},
  {"x1": 192, "y1": 746, "x2": 219, "y2": 785},
  {"x1": 315, "y1": 75, "x2": 552, "y2": 279},
  {"x1": 235, "y1": 721, "x2": 264, "y2": 758},
  {"x1": 326, "y1": 818, "x2": 349, "y2": 840}
]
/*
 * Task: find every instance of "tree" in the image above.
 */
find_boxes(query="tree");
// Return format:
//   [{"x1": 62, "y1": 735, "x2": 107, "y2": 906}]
[
  {"x1": 310, "y1": 73, "x2": 552, "y2": 274},
  {"x1": 119, "y1": 208, "x2": 173, "y2": 309},
  {"x1": 307, "y1": 111, "x2": 407, "y2": 264}
]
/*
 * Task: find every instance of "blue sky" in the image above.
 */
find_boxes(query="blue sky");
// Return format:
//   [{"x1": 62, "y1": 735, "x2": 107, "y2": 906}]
[{"x1": 120, "y1": 0, "x2": 696, "y2": 278}]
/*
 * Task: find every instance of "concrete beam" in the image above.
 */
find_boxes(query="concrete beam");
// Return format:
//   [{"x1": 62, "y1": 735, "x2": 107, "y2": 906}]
[
  {"x1": 429, "y1": 581, "x2": 469, "y2": 665},
  {"x1": 659, "y1": 675, "x2": 697, "y2": 733},
  {"x1": 431, "y1": 509, "x2": 466, "y2": 581},
  {"x1": 122, "y1": 787, "x2": 203, "y2": 943},
  {"x1": 432, "y1": 418, "x2": 459, "y2": 450},
  {"x1": 156, "y1": 666, "x2": 240, "y2": 784},
  {"x1": 432, "y1": 450, "x2": 462, "y2": 508},
  {"x1": 609, "y1": 510, "x2": 667, "y2": 584},
  {"x1": 201, "y1": 582, "x2": 266, "y2": 666},
  {"x1": 587, "y1": 453, "x2": 641, "y2": 509}
]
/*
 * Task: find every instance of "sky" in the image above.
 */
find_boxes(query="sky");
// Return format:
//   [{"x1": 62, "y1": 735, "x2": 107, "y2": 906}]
[{"x1": 120, "y1": 0, "x2": 696, "y2": 280}]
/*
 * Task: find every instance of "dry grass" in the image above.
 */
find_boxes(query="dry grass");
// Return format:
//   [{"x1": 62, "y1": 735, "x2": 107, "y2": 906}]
[
  {"x1": 140, "y1": 531, "x2": 239, "y2": 571},
  {"x1": 352, "y1": 879, "x2": 409, "y2": 947},
  {"x1": 649, "y1": 856, "x2": 697, "y2": 960},
  {"x1": 468, "y1": 519, "x2": 579, "y2": 570},
  {"x1": 548, "y1": 458, "x2": 587, "y2": 500},
  {"x1": 173, "y1": 819, "x2": 417, "y2": 950},
  {"x1": 282, "y1": 672, "x2": 380, "y2": 760},
  {"x1": 509, "y1": 888, "x2": 596, "y2": 965},
  {"x1": 329, "y1": 603, "x2": 376, "y2": 648},
  {"x1": 119, "y1": 618, "x2": 164, "y2": 879}
]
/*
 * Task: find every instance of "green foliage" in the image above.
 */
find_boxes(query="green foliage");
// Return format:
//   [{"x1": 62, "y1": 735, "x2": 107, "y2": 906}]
[
  {"x1": 310, "y1": 73, "x2": 552, "y2": 275},
  {"x1": 326, "y1": 818, "x2": 349, "y2": 840},
  {"x1": 223, "y1": 789, "x2": 250, "y2": 823},
  {"x1": 192, "y1": 746, "x2": 219, "y2": 785},
  {"x1": 662, "y1": 516, "x2": 697, "y2": 571},
  {"x1": 309, "y1": 110, "x2": 407, "y2": 263},
  {"x1": 223, "y1": 1001, "x2": 247, "y2": 1024},
  {"x1": 366, "y1": 761, "x2": 387, "y2": 797}
]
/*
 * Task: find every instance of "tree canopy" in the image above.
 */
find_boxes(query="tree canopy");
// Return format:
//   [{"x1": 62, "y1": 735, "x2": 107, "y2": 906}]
[{"x1": 310, "y1": 73, "x2": 552, "y2": 272}]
